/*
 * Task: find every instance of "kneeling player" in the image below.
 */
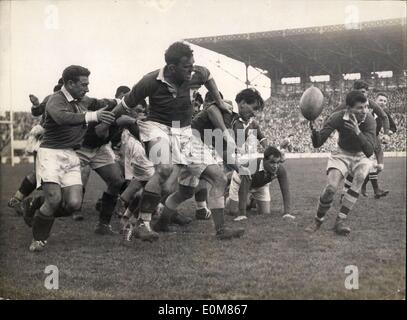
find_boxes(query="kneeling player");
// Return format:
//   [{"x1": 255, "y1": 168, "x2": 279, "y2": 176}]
[
  {"x1": 227, "y1": 146, "x2": 292, "y2": 221},
  {"x1": 306, "y1": 91, "x2": 376, "y2": 236}
]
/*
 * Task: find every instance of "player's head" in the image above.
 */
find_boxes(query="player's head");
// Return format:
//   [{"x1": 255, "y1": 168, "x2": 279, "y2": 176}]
[
  {"x1": 375, "y1": 92, "x2": 388, "y2": 109},
  {"x1": 62, "y1": 65, "x2": 90, "y2": 99},
  {"x1": 115, "y1": 85, "x2": 130, "y2": 99},
  {"x1": 263, "y1": 146, "x2": 283, "y2": 175},
  {"x1": 165, "y1": 42, "x2": 194, "y2": 83},
  {"x1": 346, "y1": 90, "x2": 368, "y2": 123},
  {"x1": 193, "y1": 92, "x2": 203, "y2": 112},
  {"x1": 353, "y1": 80, "x2": 369, "y2": 97},
  {"x1": 129, "y1": 99, "x2": 147, "y2": 119},
  {"x1": 235, "y1": 88, "x2": 264, "y2": 121}
]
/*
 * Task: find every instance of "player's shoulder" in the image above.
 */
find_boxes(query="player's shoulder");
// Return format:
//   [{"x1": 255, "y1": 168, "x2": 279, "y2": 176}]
[
  {"x1": 46, "y1": 91, "x2": 65, "y2": 106},
  {"x1": 141, "y1": 69, "x2": 161, "y2": 83}
]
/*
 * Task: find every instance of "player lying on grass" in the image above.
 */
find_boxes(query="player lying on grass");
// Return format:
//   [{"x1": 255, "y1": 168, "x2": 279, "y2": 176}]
[
  {"x1": 226, "y1": 146, "x2": 292, "y2": 221},
  {"x1": 306, "y1": 90, "x2": 376, "y2": 236}
]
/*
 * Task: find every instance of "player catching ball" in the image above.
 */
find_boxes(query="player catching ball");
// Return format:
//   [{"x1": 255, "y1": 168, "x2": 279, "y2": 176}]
[{"x1": 305, "y1": 90, "x2": 376, "y2": 235}]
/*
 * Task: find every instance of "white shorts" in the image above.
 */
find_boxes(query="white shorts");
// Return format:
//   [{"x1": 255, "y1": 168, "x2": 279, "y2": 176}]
[
  {"x1": 327, "y1": 147, "x2": 373, "y2": 178},
  {"x1": 137, "y1": 120, "x2": 217, "y2": 188},
  {"x1": 76, "y1": 143, "x2": 116, "y2": 170},
  {"x1": 121, "y1": 129, "x2": 154, "y2": 182},
  {"x1": 36, "y1": 147, "x2": 82, "y2": 188},
  {"x1": 137, "y1": 120, "x2": 218, "y2": 166},
  {"x1": 228, "y1": 170, "x2": 271, "y2": 202}
]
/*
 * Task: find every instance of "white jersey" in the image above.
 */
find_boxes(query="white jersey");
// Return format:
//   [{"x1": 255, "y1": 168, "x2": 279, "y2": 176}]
[{"x1": 121, "y1": 129, "x2": 154, "y2": 181}]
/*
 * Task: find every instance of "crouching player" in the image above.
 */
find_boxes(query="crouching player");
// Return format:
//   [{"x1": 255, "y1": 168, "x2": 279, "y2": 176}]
[
  {"x1": 227, "y1": 146, "x2": 292, "y2": 221},
  {"x1": 306, "y1": 90, "x2": 376, "y2": 236}
]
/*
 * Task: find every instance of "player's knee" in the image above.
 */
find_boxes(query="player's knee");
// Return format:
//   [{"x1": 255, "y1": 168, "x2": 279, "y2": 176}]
[
  {"x1": 156, "y1": 164, "x2": 173, "y2": 181},
  {"x1": 324, "y1": 184, "x2": 337, "y2": 198},
  {"x1": 45, "y1": 191, "x2": 62, "y2": 210},
  {"x1": 65, "y1": 198, "x2": 82, "y2": 212}
]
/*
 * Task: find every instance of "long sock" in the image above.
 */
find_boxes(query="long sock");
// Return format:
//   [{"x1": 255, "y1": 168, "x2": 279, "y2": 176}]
[
  {"x1": 369, "y1": 171, "x2": 379, "y2": 193},
  {"x1": 18, "y1": 176, "x2": 37, "y2": 198},
  {"x1": 316, "y1": 196, "x2": 333, "y2": 219},
  {"x1": 343, "y1": 175, "x2": 353, "y2": 194},
  {"x1": 54, "y1": 205, "x2": 72, "y2": 218},
  {"x1": 139, "y1": 190, "x2": 161, "y2": 223},
  {"x1": 32, "y1": 209, "x2": 55, "y2": 241},
  {"x1": 361, "y1": 175, "x2": 369, "y2": 191},
  {"x1": 339, "y1": 188, "x2": 359, "y2": 218},
  {"x1": 99, "y1": 192, "x2": 118, "y2": 224},
  {"x1": 210, "y1": 208, "x2": 225, "y2": 232}
]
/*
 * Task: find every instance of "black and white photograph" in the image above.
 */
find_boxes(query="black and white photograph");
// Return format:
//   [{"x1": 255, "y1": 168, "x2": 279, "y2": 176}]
[{"x1": 0, "y1": 0, "x2": 405, "y2": 303}]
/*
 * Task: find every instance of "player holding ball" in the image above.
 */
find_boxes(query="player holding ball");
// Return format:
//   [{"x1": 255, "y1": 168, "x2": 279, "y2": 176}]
[{"x1": 301, "y1": 88, "x2": 377, "y2": 236}]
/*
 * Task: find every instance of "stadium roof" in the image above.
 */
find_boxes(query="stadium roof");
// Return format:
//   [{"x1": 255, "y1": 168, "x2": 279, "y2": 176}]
[{"x1": 185, "y1": 18, "x2": 407, "y2": 80}]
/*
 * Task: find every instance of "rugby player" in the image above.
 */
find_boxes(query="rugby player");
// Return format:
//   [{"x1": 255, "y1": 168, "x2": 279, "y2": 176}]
[
  {"x1": 27, "y1": 65, "x2": 116, "y2": 252},
  {"x1": 306, "y1": 90, "x2": 376, "y2": 236},
  {"x1": 227, "y1": 146, "x2": 292, "y2": 221},
  {"x1": 95, "y1": 42, "x2": 243, "y2": 240},
  {"x1": 342, "y1": 81, "x2": 391, "y2": 199}
]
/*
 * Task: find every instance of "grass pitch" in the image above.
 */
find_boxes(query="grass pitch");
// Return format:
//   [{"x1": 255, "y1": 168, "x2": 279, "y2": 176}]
[{"x1": 0, "y1": 158, "x2": 405, "y2": 299}]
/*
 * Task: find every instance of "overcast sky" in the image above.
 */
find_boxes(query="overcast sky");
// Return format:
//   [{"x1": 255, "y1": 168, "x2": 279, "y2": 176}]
[{"x1": 0, "y1": 0, "x2": 406, "y2": 113}]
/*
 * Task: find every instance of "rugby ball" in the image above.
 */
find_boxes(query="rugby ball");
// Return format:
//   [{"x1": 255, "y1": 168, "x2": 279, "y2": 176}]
[{"x1": 299, "y1": 86, "x2": 324, "y2": 121}]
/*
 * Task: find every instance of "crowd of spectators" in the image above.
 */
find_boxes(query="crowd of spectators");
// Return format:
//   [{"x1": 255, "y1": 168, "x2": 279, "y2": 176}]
[
  {"x1": 255, "y1": 87, "x2": 406, "y2": 153},
  {"x1": 0, "y1": 87, "x2": 405, "y2": 155}
]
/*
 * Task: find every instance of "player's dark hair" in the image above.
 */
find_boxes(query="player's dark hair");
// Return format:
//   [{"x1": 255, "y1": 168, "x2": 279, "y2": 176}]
[
  {"x1": 115, "y1": 85, "x2": 131, "y2": 98},
  {"x1": 376, "y1": 92, "x2": 388, "y2": 99},
  {"x1": 264, "y1": 146, "x2": 281, "y2": 160},
  {"x1": 165, "y1": 42, "x2": 193, "y2": 65},
  {"x1": 53, "y1": 84, "x2": 62, "y2": 92},
  {"x1": 62, "y1": 65, "x2": 90, "y2": 84},
  {"x1": 204, "y1": 91, "x2": 223, "y2": 104},
  {"x1": 235, "y1": 88, "x2": 264, "y2": 111},
  {"x1": 353, "y1": 80, "x2": 369, "y2": 91},
  {"x1": 346, "y1": 90, "x2": 367, "y2": 108}
]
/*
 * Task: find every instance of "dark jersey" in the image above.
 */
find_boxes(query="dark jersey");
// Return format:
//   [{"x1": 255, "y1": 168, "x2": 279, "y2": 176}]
[{"x1": 123, "y1": 66, "x2": 211, "y2": 127}]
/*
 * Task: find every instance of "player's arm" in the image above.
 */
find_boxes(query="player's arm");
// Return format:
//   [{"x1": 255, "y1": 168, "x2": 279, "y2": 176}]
[
  {"x1": 345, "y1": 113, "x2": 376, "y2": 158},
  {"x1": 200, "y1": 67, "x2": 232, "y2": 114},
  {"x1": 251, "y1": 119, "x2": 268, "y2": 149},
  {"x1": 30, "y1": 94, "x2": 47, "y2": 117},
  {"x1": 385, "y1": 110, "x2": 397, "y2": 133},
  {"x1": 95, "y1": 77, "x2": 153, "y2": 137},
  {"x1": 370, "y1": 100, "x2": 390, "y2": 135},
  {"x1": 207, "y1": 105, "x2": 236, "y2": 149},
  {"x1": 310, "y1": 114, "x2": 337, "y2": 148},
  {"x1": 46, "y1": 95, "x2": 115, "y2": 126},
  {"x1": 276, "y1": 165, "x2": 291, "y2": 216}
]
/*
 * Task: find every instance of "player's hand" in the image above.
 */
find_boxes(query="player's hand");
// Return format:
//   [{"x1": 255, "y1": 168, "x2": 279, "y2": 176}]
[
  {"x1": 217, "y1": 100, "x2": 233, "y2": 114},
  {"x1": 116, "y1": 115, "x2": 136, "y2": 127},
  {"x1": 344, "y1": 114, "x2": 361, "y2": 135},
  {"x1": 96, "y1": 106, "x2": 115, "y2": 125},
  {"x1": 376, "y1": 163, "x2": 384, "y2": 172},
  {"x1": 381, "y1": 134, "x2": 390, "y2": 145},
  {"x1": 94, "y1": 122, "x2": 110, "y2": 139},
  {"x1": 29, "y1": 94, "x2": 40, "y2": 106}
]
